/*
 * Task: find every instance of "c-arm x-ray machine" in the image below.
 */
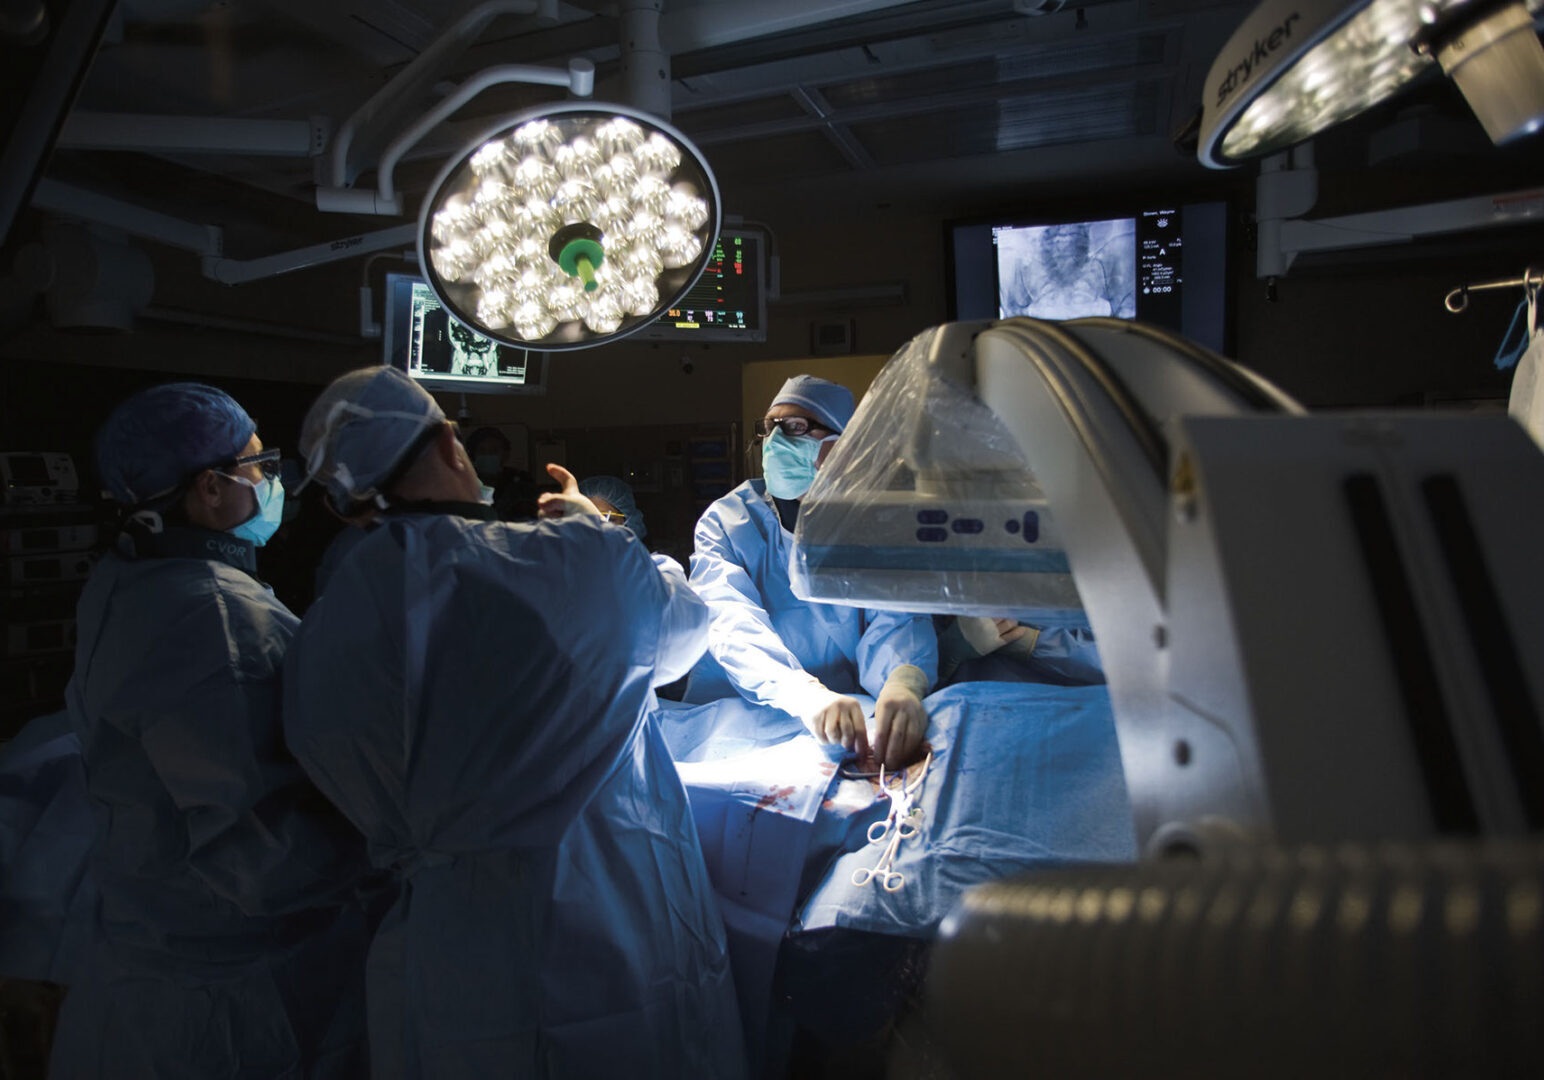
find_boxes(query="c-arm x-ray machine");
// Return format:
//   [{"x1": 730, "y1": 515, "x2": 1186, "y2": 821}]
[
  {"x1": 799, "y1": 316, "x2": 1544, "y2": 851},
  {"x1": 792, "y1": 317, "x2": 1544, "y2": 1075}
]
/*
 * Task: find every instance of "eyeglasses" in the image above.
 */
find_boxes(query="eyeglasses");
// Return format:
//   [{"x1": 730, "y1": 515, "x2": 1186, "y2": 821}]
[
  {"x1": 754, "y1": 417, "x2": 832, "y2": 439},
  {"x1": 221, "y1": 448, "x2": 282, "y2": 479},
  {"x1": 598, "y1": 510, "x2": 627, "y2": 525}
]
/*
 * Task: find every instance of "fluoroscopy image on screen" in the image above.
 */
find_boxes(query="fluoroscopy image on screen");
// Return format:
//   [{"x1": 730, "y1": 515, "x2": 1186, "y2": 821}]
[
  {"x1": 406, "y1": 281, "x2": 527, "y2": 381},
  {"x1": 995, "y1": 218, "x2": 1136, "y2": 320}
]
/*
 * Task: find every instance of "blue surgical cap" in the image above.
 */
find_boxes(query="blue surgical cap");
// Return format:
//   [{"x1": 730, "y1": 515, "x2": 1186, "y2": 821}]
[
  {"x1": 578, "y1": 475, "x2": 647, "y2": 541},
  {"x1": 95, "y1": 382, "x2": 256, "y2": 506},
  {"x1": 300, "y1": 366, "x2": 445, "y2": 509},
  {"x1": 771, "y1": 375, "x2": 855, "y2": 434}
]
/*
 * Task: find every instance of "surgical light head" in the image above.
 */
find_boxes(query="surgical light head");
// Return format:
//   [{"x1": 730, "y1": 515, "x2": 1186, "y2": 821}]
[
  {"x1": 418, "y1": 102, "x2": 721, "y2": 351},
  {"x1": 1198, "y1": 0, "x2": 1544, "y2": 168},
  {"x1": 300, "y1": 366, "x2": 446, "y2": 513},
  {"x1": 96, "y1": 381, "x2": 256, "y2": 508}
]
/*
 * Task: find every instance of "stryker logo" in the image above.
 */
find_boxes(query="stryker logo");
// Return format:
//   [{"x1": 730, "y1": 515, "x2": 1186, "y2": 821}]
[
  {"x1": 330, "y1": 236, "x2": 364, "y2": 252},
  {"x1": 1215, "y1": 13, "x2": 1301, "y2": 107}
]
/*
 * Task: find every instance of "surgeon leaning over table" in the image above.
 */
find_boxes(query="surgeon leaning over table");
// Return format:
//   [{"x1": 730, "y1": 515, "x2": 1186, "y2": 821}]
[
  {"x1": 682, "y1": 375, "x2": 938, "y2": 768},
  {"x1": 281, "y1": 366, "x2": 742, "y2": 1080}
]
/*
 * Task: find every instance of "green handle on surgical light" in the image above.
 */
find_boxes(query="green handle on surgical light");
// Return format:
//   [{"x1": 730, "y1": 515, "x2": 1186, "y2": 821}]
[{"x1": 557, "y1": 238, "x2": 605, "y2": 292}]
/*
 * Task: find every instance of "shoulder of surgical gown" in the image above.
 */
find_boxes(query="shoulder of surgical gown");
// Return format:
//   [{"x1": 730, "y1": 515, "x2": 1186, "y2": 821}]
[{"x1": 283, "y1": 512, "x2": 681, "y2": 856}]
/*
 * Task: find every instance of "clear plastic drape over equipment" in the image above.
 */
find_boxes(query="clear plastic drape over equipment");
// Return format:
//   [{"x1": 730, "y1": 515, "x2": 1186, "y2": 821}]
[{"x1": 789, "y1": 324, "x2": 1085, "y2": 625}]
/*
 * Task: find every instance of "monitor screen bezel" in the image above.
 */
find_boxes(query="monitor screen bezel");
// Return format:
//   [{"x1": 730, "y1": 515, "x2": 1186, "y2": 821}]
[
  {"x1": 633, "y1": 226, "x2": 769, "y2": 344},
  {"x1": 382, "y1": 272, "x2": 548, "y2": 395}
]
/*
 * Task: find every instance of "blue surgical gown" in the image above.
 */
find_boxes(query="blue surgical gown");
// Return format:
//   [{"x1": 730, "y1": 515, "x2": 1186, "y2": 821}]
[
  {"x1": 0, "y1": 709, "x2": 94, "y2": 985},
  {"x1": 939, "y1": 618, "x2": 1107, "y2": 687},
  {"x1": 49, "y1": 543, "x2": 375, "y2": 1080},
  {"x1": 683, "y1": 480, "x2": 938, "y2": 732},
  {"x1": 282, "y1": 510, "x2": 744, "y2": 1080}
]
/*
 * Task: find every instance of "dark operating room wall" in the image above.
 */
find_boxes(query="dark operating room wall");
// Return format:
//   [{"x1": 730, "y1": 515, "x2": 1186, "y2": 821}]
[
  {"x1": 3, "y1": 177, "x2": 1541, "y2": 627},
  {"x1": 4, "y1": 166, "x2": 1541, "y2": 442},
  {"x1": 3, "y1": 208, "x2": 1535, "y2": 424},
  {"x1": 763, "y1": 189, "x2": 1540, "y2": 411},
  {"x1": 1232, "y1": 242, "x2": 1536, "y2": 409}
]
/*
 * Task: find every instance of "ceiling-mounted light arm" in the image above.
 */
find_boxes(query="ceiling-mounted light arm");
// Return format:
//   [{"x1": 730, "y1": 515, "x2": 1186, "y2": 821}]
[
  {"x1": 32, "y1": 178, "x2": 222, "y2": 257},
  {"x1": 1255, "y1": 146, "x2": 1319, "y2": 278},
  {"x1": 1258, "y1": 184, "x2": 1544, "y2": 278},
  {"x1": 202, "y1": 224, "x2": 417, "y2": 285},
  {"x1": 317, "y1": 59, "x2": 596, "y2": 216},
  {"x1": 378, "y1": 60, "x2": 595, "y2": 208},
  {"x1": 328, "y1": 0, "x2": 558, "y2": 190},
  {"x1": 622, "y1": 0, "x2": 670, "y2": 119},
  {"x1": 32, "y1": 178, "x2": 425, "y2": 286}
]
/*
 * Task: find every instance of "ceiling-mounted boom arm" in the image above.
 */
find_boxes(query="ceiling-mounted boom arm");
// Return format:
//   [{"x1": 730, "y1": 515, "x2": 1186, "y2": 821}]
[
  {"x1": 316, "y1": 59, "x2": 595, "y2": 217},
  {"x1": 325, "y1": 0, "x2": 560, "y2": 191}
]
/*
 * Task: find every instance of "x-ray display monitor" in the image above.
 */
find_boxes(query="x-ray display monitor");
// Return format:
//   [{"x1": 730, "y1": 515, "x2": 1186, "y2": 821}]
[
  {"x1": 949, "y1": 202, "x2": 1228, "y2": 354},
  {"x1": 383, "y1": 273, "x2": 545, "y2": 394}
]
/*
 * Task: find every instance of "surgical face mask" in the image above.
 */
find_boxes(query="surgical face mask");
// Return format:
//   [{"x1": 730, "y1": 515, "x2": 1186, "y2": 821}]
[
  {"x1": 762, "y1": 429, "x2": 830, "y2": 500},
  {"x1": 224, "y1": 474, "x2": 285, "y2": 547},
  {"x1": 473, "y1": 454, "x2": 503, "y2": 482}
]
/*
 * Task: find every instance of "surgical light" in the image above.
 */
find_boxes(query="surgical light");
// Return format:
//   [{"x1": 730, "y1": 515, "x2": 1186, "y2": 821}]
[
  {"x1": 1198, "y1": 0, "x2": 1544, "y2": 168},
  {"x1": 417, "y1": 102, "x2": 721, "y2": 351}
]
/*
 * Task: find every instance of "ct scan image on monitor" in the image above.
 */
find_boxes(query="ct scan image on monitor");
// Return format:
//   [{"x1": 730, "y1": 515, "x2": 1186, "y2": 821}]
[{"x1": 383, "y1": 273, "x2": 544, "y2": 394}]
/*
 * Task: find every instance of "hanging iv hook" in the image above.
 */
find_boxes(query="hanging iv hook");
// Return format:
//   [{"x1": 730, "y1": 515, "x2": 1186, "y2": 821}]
[{"x1": 1445, "y1": 266, "x2": 1544, "y2": 313}]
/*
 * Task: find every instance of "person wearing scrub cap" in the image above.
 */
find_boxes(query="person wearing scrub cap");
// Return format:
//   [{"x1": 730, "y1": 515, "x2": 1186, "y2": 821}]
[
  {"x1": 465, "y1": 425, "x2": 545, "y2": 520},
  {"x1": 578, "y1": 473, "x2": 648, "y2": 541},
  {"x1": 50, "y1": 382, "x2": 374, "y2": 1080},
  {"x1": 282, "y1": 367, "x2": 744, "y2": 1079},
  {"x1": 466, "y1": 425, "x2": 514, "y2": 486},
  {"x1": 682, "y1": 374, "x2": 939, "y2": 769}
]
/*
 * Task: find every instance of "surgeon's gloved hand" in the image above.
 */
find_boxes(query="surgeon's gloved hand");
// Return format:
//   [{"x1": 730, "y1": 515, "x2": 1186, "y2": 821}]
[
  {"x1": 873, "y1": 664, "x2": 930, "y2": 769},
  {"x1": 810, "y1": 695, "x2": 869, "y2": 759},
  {"x1": 958, "y1": 616, "x2": 1034, "y2": 657},
  {"x1": 537, "y1": 463, "x2": 603, "y2": 520}
]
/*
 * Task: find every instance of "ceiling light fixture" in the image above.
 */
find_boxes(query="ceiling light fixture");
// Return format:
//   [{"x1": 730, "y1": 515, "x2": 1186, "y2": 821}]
[
  {"x1": 1198, "y1": 0, "x2": 1544, "y2": 168},
  {"x1": 417, "y1": 101, "x2": 721, "y2": 351}
]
